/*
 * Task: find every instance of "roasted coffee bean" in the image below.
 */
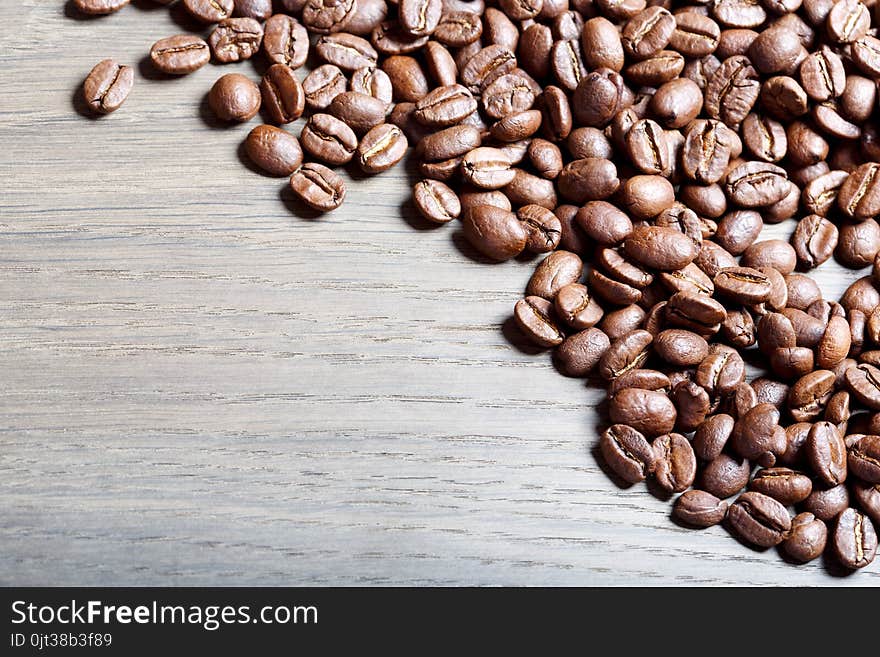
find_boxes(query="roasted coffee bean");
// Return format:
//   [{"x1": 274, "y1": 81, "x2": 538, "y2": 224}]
[
  {"x1": 827, "y1": 0, "x2": 870, "y2": 44},
  {"x1": 837, "y1": 219, "x2": 880, "y2": 269},
  {"x1": 731, "y1": 402, "x2": 784, "y2": 463},
  {"x1": 289, "y1": 162, "x2": 346, "y2": 212},
  {"x1": 303, "y1": 0, "x2": 358, "y2": 35},
  {"x1": 245, "y1": 125, "x2": 303, "y2": 176},
  {"x1": 761, "y1": 75, "x2": 809, "y2": 120},
  {"x1": 434, "y1": 11, "x2": 483, "y2": 47},
  {"x1": 514, "y1": 296, "x2": 565, "y2": 348},
  {"x1": 653, "y1": 433, "x2": 697, "y2": 493},
  {"x1": 303, "y1": 65, "x2": 347, "y2": 111},
  {"x1": 725, "y1": 161, "x2": 789, "y2": 208},
  {"x1": 654, "y1": 329, "x2": 708, "y2": 368},
  {"x1": 527, "y1": 251, "x2": 583, "y2": 300},
  {"x1": 622, "y1": 7, "x2": 675, "y2": 60},
  {"x1": 315, "y1": 33, "x2": 378, "y2": 72},
  {"x1": 597, "y1": 249, "x2": 653, "y2": 290},
  {"x1": 702, "y1": 453, "x2": 751, "y2": 499},
  {"x1": 749, "y1": 467, "x2": 812, "y2": 505},
  {"x1": 74, "y1": 0, "x2": 130, "y2": 14},
  {"x1": 682, "y1": 120, "x2": 733, "y2": 185},
  {"x1": 518, "y1": 205, "x2": 562, "y2": 253},
  {"x1": 670, "y1": 12, "x2": 720, "y2": 58},
  {"x1": 423, "y1": 41, "x2": 457, "y2": 87},
  {"x1": 461, "y1": 148, "x2": 515, "y2": 189},
  {"x1": 608, "y1": 369, "x2": 670, "y2": 396},
  {"x1": 714, "y1": 267, "x2": 772, "y2": 305},
  {"x1": 581, "y1": 16, "x2": 625, "y2": 71},
  {"x1": 619, "y1": 175, "x2": 676, "y2": 220},
  {"x1": 504, "y1": 169, "x2": 558, "y2": 209},
  {"x1": 263, "y1": 14, "x2": 310, "y2": 68},
  {"x1": 208, "y1": 73, "x2": 260, "y2": 122},
  {"x1": 696, "y1": 348, "x2": 746, "y2": 397},
  {"x1": 599, "y1": 330, "x2": 653, "y2": 380},
  {"x1": 728, "y1": 491, "x2": 791, "y2": 548},
  {"x1": 83, "y1": 59, "x2": 133, "y2": 115},
  {"x1": 806, "y1": 421, "x2": 848, "y2": 487},
  {"x1": 848, "y1": 435, "x2": 880, "y2": 483},
  {"x1": 704, "y1": 55, "x2": 761, "y2": 126},
  {"x1": 626, "y1": 50, "x2": 685, "y2": 88},
  {"x1": 150, "y1": 35, "x2": 211, "y2": 75},
  {"x1": 413, "y1": 85, "x2": 477, "y2": 127},
  {"x1": 550, "y1": 39, "x2": 587, "y2": 92},
  {"x1": 721, "y1": 308, "x2": 757, "y2": 348},
  {"x1": 184, "y1": 0, "x2": 233, "y2": 23},
  {"x1": 209, "y1": 18, "x2": 263, "y2": 63},
  {"x1": 350, "y1": 66, "x2": 393, "y2": 106},
  {"x1": 555, "y1": 328, "x2": 610, "y2": 376},
  {"x1": 673, "y1": 490, "x2": 729, "y2": 528},
  {"x1": 624, "y1": 225, "x2": 700, "y2": 272},
  {"x1": 782, "y1": 512, "x2": 827, "y2": 563},
  {"x1": 357, "y1": 123, "x2": 408, "y2": 174},
  {"x1": 846, "y1": 363, "x2": 880, "y2": 411},
  {"x1": 234, "y1": 0, "x2": 272, "y2": 20},
  {"x1": 414, "y1": 179, "x2": 460, "y2": 224},
  {"x1": 667, "y1": 291, "x2": 727, "y2": 334},
  {"x1": 420, "y1": 125, "x2": 481, "y2": 163},
  {"x1": 626, "y1": 119, "x2": 670, "y2": 175},
  {"x1": 838, "y1": 163, "x2": 880, "y2": 221},
  {"x1": 608, "y1": 388, "x2": 677, "y2": 437},
  {"x1": 791, "y1": 214, "x2": 838, "y2": 269},
  {"x1": 833, "y1": 507, "x2": 877, "y2": 569},
  {"x1": 398, "y1": 0, "x2": 442, "y2": 37},
  {"x1": 328, "y1": 91, "x2": 386, "y2": 133},
  {"x1": 600, "y1": 424, "x2": 656, "y2": 484},
  {"x1": 651, "y1": 78, "x2": 704, "y2": 130},
  {"x1": 572, "y1": 68, "x2": 629, "y2": 128},
  {"x1": 462, "y1": 205, "x2": 527, "y2": 261},
  {"x1": 300, "y1": 113, "x2": 357, "y2": 166},
  {"x1": 673, "y1": 380, "x2": 711, "y2": 433},
  {"x1": 260, "y1": 65, "x2": 305, "y2": 125},
  {"x1": 694, "y1": 413, "x2": 735, "y2": 462},
  {"x1": 852, "y1": 481, "x2": 880, "y2": 526},
  {"x1": 554, "y1": 283, "x2": 604, "y2": 330}
]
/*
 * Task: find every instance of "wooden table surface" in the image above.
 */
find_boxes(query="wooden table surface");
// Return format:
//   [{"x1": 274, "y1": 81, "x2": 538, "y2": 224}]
[{"x1": 2, "y1": 1, "x2": 877, "y2": 586}]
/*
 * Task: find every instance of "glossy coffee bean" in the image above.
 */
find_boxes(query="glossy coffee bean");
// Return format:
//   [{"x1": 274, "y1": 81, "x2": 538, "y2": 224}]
[
  {"x1": 728, "y1": 491, "x2": 791, "y2": 548},
  {"x1": 832, "y1": 508, "x2": 877, "y2": 569},
  {"x1": 782, "y1": 512, "x2": 827, "y2": 563},
  {"x1": 289, "y1": 163, "x2": 346, "y2": 212},
  {"x1": 244, "y1": 125, "x2": 303, "y2": 177},
  {"x1": 514, "y1": 296, "x2": 565, "y2": 348},
  {"x1": 601, "y1": 424, "x2": 656, "y2": 484},
  {"x1": 673, "y1": 490, "x2": 729, "y2": 528},
  {"x1": 83, "y1": 59, "x2": 133, "y2": 114},
  {"x1": 150, "y1": 35, "x2": 210, "y2": 75}
]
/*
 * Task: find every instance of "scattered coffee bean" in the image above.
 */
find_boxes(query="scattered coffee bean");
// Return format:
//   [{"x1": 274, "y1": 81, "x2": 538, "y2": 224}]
[{"x1": 83, "y1": 59, "x2": 133, "y2": 114}]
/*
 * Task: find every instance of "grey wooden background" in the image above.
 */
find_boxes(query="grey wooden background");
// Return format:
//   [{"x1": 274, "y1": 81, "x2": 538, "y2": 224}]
[{"x1": 1, "y1": 1, "x2": 877, "y2": 586}]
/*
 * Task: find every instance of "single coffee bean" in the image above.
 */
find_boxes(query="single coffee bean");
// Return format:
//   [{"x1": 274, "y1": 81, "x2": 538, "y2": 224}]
[
  {"x1": 302, "y1": 0, "x2": 358, "y2": 35},
  {"x1": 581, "y1": 17, "x2": 625, "y2": 71},
  {"x1": 696, "y1": 348, "x2": 746, "y2": 397},
  {"x1": 702, "y1": 453, "x2": 751, "y2": 499},
  {"x1": 357, "y1": 123, "x2": 408, "y2": 174},
  {"x1": 462, "y1": 205, "x2": 527, "y2": 261},
  {"x1": 557, "y1": 158, "x2": 620, "y2": 203},
  {"x1": 518, "y1": 205, "x2": 562, "y2": 253},
  {"x1": 624, "y1": 225, "x2": 700, "y2": 272},
  {"x1": 714, "y1": 267, "x2": 772, "y2": 305},
  {"x1": 328, "y1": 91, "x2": 386, "y2": 133},
  {"x1": 725, "y1": 161, "x2": 789, "y2": 208},
  {"x1": 527, "y1": 251, "x2": 583, "y2": 300},
  {"x1": 838, "y1": 163, "x2": 880, "y2": 221},
  {"x1": 704, "y1": 55, "x2": 761, "y2": 126},
  {"x1": 652, "y1": 433, "x2": 697, "y2": 494},
  {"x1": 608, "y1": 369, "x2": 670, "y2": 397},
  {"x1": 791, "y1": 214, "x2": 838, "y2": 269},
  {"x1": 600, "y1": 424, "x2": 657, "y2": 484},
  {"x1": 350, "y1": 66, "x2": 393, "y2": 106},
  {"x1": 315, "y1": 33, "x2": 378, "y2": 72},
  {"x1": 622, "y1": 7, "x2": 675, "y2": 60},
  {"x1": 74, "y1": 0, "x2": 130, "y2": 14},
  {"x1": 827, "y1": 0, "x2": 870, "y2": 44},
  {"x1": 244, "y1": 125, "x2": 303, "y2": 177},
  {"x1": 731, "y1": 402, "x2": 783, "y2": 463},
  {"x1": 432, "y1": 11, "x2": 483, "y2": 48},
  {"x1": 514, "y1": 296, "x2": 565, "y2": 348},
  {"x1": 413, "y1": 179, "x2": 460, "y2": 224},
  {"x1": 832, "y1": 507, "x2": 877, "y2": 569},
  {"x1": 847, "y1": 435, "x2": 880, "y2": 483},
  {"x1": 681, "y1": 120, "x2": 733, "y2": 185},
  {"x1": 673, "y1": 490, "x2": 729, "y2": 527},
  {"x1": 846, "y1": 363, "x2": 880, "y2": 411},
  {"x1": 260, "y1": 65, "x2": 305, "y2": 126},
  {"x1": 761, "y1": 75, "x2": 809, "y2": 120},
  {"x1": 555, "y1": 328, "x2": 610, "y2": 377},
  {"x1": 837, "y1": 219, "x2": 880, "y2": 269},
  {"x1": 670, "y1": 12, "x2": 720, "y2": 58},
  {"x1": 619, "y1": 175, "x2": 676, "y2": 220},
  {"x1": 782, "y1": 512, "x2": 827, "y2": 563},
  {"x1": 608, "y1": 388, "x2": 677, "y2": 437},
  {"x1": 209, "y1": 73, "x2": 261, "y2": 122},
  {"x1": 184, "y1": 0, "x2": 234, "y2": 23},
  {"x1": 234, "y1": 0, "x2": 272, "y2": 20},
  {"x1": 728, "y1": 491, "x2": 791, "y2": 548},
  {"x1": 626, "y1": 50, "x2": 685, "y2": 88},
  {"x1": 666, "y1": 291, "x2": 727, "y2": 334},
  {"x1": 419, "y1": 124, "x2": 481, "y2": 163},
  {"x1": 851, "y1": 35, "x2": 880, "y2": 78},
  {"x1": 693, "y1": 413, "x2": 735, "y2": 462},
  {"x1": 461, "y1": 148, "x2": 516, "y2": 189},
  {"x1": 150, "y1": 35, "x2": 211, "y2": 75},
  {"x1": 423, "y1": 41, "x2": 457, "y2": 87},
  {"x1": 852, "y1": 481, "x2": 880, "y2": 526},
  {"x1": 289, "y1": 163, "x2": 346, "y2": 212},
  {"x1": 651, "y1": 78, "x2": 704, "y2": 130},
  {"x1": 804, "y1": 484, "x2": 850, "y2": 522},
  {"x1": 300, "y1": 113, "x2": 357, "y2": 166},
  {"x1": 263, "y1": 14, "x2": 310, "y2": 68},
  {"x1": 554, "y1": 283, "x2": 604, "y2": 330},
  {"x1": 83, "y1": 59, "x2": 133, "y2": 115},
  {"x1": 413, "y1": 85, "x2": 477, "y2": 128},
  {"x1": 599, "y1": 330, "x2": 653, "y2": 380},
  {"x1": 807, "y1": 421, "x2": 848, "y2": 487},
  {"x1": 654, "y1": 329, "x2": 708, "y2": 368},
  {"x1": 788, "y1": 369, "x2": 835, "y2": 422},
  {"x1": 302, "y1": 65, "x2": 347, "y2": 111},
  {"x1": 209, "y1": 18, "x2": 263, "y2": 63},
  {"x1": 749, "y1": 467, "x2": 812, "y2": 505},
  {"x1": 398, "y1": 0, "x2": 442, "y2": 37}
]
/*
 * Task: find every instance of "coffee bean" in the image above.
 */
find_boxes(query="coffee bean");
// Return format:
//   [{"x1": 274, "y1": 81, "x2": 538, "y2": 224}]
[
  {"x1": 608, "y1": 388, "x2": 677, "y2": 437},
  {"x1": 150, "y1": 35, "x2": 211, "y2": 75},
  {"x1": 682, "y1": 120, "x2": 733, "y2": 185},
  {"x1": 626, "y1": 119, "x2": 670, "y2": 175},
  {"x1": 302, "y1": 0, "x2": 357, "y2": 35},
  {"x1": 300, "y1": 113, "x2": 358, "y2": 166},
  {"x1": 83, "y1": 59, "x2": 133, "y2": 115},
  {"x1": 782, "y1": 512, "x2": 827, "y2": 563},
  {"x1": 749, "y1": 467, "x2": 813, "y2": 505},
  {"x1": 624, "y1": 225, "x2": 700, "y2": 272},
  {"x1": 289, "y1": 162, "x2": 346, "y2": 212},
  {"x1": 728, "y1": 491, "x2": 791, "y2": 548},
  {"x1": 209, "y1": 18, "x2": 263, "y2": 63},
  {"x1": 599, "y1": 330, "x2": 654, "y2": 381},
  {"x1": 791, "y1": 214, "x2": 838, "y2": 269},
  {"x1": 350, "y1": 66, "x2": 393, "y2": 107},
  {"x1": 303, "y1": 65, "x2": 348, "y2": 111},
  {"x1": 184, "y1": 0, "x2": 233, "y2": 23},
  {"x1": 852, "y1": 481, "x2": 880, "y2": 526},
  {"x1": 555, "y1": 328, "x2": 610, "y2": 377},
  {"x1": 653, "y1": 433, "x2": 697, "y2": 493},
  {"x1": 413, "y1": 179, "x2": 460, "y2": 224},
  {"x1": 671, "y1": 12, "x2": 720, "y2": 58},
  {"x1": 725, "y1": 161, "x2": 789, "y2": 208},
  {"x1": 847, "y1": 435, "x2": 880, "y2": 483},
  {"x1": 398, "y1": 0, "x2": 442, "y2": 37},
  {"x1": 619, "y1": 175, "x2": 676, "y2": 220},
  {"x1": 838, "y1": 163, "x2": 880, "y2": 221},
  {"x1": 461, "y1": 148, "x2": 515, "y2": 189},
  {"x1": 514, "y1": 296, "x2": 565, "y2": 348},
  {"x1": 433, "y1": 11, "x2": 483, "y2": 47},
  {"x1": 554, "y1": 283, "x2": 604, "y2": 330},
  {"x1": 846, "y1": 363, "x2": 880, "y2": 411},
  {"x1": 245, "y1": 125, "x2": 303, "y2": 177},
  {"x1": 328, "y1": 91, "x2": 386, "y2": 133},
  {"x1": 832, "y1": 507, "x2": 877, "y2": 569},
  {"x1": 357, "y1": 123, "x2": 408, "y2": 174},
  {"x1": 674, "y1": 490, "x2": 729, "y2": 527},
  {"x1": 527, "y1": 251, "x2": 583, "y2": 300},
  {"x1": 600, "y1": 424, "x2": 657, "y2": 484},
  {"x1": 806, "y1": 421, "x2": 848, "y2": 487},
  {"x1": 260, "y1": 65, "x2": 305, "y2": 126},
  {"x1": 518, "y1": 205, "x2": 562, "y2": 253},
  {"x1": 557, "y1": 158, "x2": 620, "y2": 203},
  {"x1": 694, "y1": 413, "x2": 735, "y2": 462},
  {"x1": 74, "y1": 0, "x2": 130, "y2": 14},
  {"x1": 234, "y1": 0, "x2": 272, "y2": 20},
  {"x1": 827, "y1": 0, "x2": 870, "y2": 44},
  {"x1": 702, "y1": 453, "x2": 751, "y2": 499},
  {"x1": 705, "y1": 55, "x2": 761, "y2": 126},
  {"x1": 263, "y1": 14, "x2": 310, "y2": 68},
  {"x1": 462, "y1": 205, "x2": 527, "y2": 261},
  {"x1": 654, "y1": 329, "x2": 709, "y2": 368},
  {"x1": 413, "y1": 85, "x2": 477, "y2": 128}
]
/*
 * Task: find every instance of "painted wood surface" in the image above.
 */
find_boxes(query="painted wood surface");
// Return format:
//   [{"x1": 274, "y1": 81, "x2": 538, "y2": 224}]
[{"x1": 1, "y1": 1, "x2": 877, "y2": 585}]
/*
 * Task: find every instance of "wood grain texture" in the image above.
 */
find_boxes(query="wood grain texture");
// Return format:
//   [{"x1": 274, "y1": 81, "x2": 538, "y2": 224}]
[{"x1": 1, "y1": 1, "x2": 877, "y2": 586}]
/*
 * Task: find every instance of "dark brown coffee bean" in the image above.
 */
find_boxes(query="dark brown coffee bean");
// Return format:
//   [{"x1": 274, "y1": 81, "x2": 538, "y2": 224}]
[
  {"x1": 263, "y1": 14, "x2": 310, "y2": 68},
  {"x1": 852, "y1": 481, "x2": 880, "y2": 526},
  {"x1": 600, "y1": 424, "x2": 656, "y2": 483},
  {"x1": 790, "y1": 214, "x2": 837, "y2": 269},
  {"x1": 460, "y1": 148, "x2": 515, "y2": 189},
  {"x1": 621, "y1": 7, "x2": 675, "y2": 60},
  {"x1": 652, "y1": 433, "x2": 697, "y2": 493},
  {"x1": 741, "y1": 113, "x2": 786, "y2": 163},
  {"x1": 462, "y1": 205, "x2": 527, "y2": 261},
  {"x1": 575, "y1": 201, "x2": 632, "y2": 246},
  {"x1": 413, "y1": 85, "x2": 477, "y2": 128},
  {"x1": 625, "y1": 119, "x2": 670, "y2": 175},
  {"x1": 513, "y1": 296, "x2": 565, "y2": 348},
  {"x1": 608, "y1": 368, "x2": 670, "y2": 397},
  {"x1": 673, "y1": 490, "x2": 729, "y2": 527},
  {"x1": 300, "y1": 114, "x2": 357, "y2": 166},
  {"x1": 150, "y1": 35, "x2": 211, "y2": 75},
  {"x1": 731, "y1": 402, "x2": 784, "y2": 463},
  {"x1": 625, "y1": 50, "x2": 685, "y2": 87},
  {"x1": 413, "y1": 179, "x2": 460, "y2": 224},
  {"x1": 782, "y1": 512, "x2": 827, "y2": 563},
  {"x1": 303, "y1": 0, "x2": 358, "y2": 35},
  {"x1": 554, "y1": 283, "x2": 604, "y2": 330},
  {"x1": 555, "y1": 328, "x2": 610, "y2": 376},
  {"x1": 838, "y1": 163, "x2": 880, "y2": 221},
  {"x1": 837, "y1": 219, "x2": 880, "y2": 269},
  {"x1": 244, "y1": 125, "x2": 303, "y2": 177},
  {"x1": 624, "y1": 225, "x2": 700, "y2": 271},
  {"x1": 74, "y1": 0, "x2": 130, "y2": 14},
  {"x1": 398, "y1": 0, "x2": 442, "y2": 37},
  {"x1": 549, "y1": 39, "x2": 586, "y2": 92},
  {"x1": 184, "y1": 0, "x2": 233, "y2": 23},
  {"x1": 806, "y1": 421, "x2": 848, "y2": 487},
  {"x1": 670, "y1": 12, "x2": 720, "y2": 57},
  {"x1": 423, "y1": 41, "x2": 458, "y2": 87},
  {"x1": 696, "y1": 348, "x2": 746, "y2": 397},
  {"x1": 608, "y1": 388, "x2": 677, "y2": 437},
  {"x1": 433, "y1": 11, "x2": 483, "y2": 47},
  {"x1": 260, "y1": 65, "x2": 305, "y2": 126},
  {"x1": 827, "y1": 0, "x2": 870, "y2": 44},
  {"x1": 289, "y1": 163, "x2": 346, "y2": 212},
  {"x1": 725, "y1": 161, "x2": 789, "y2": 208},
  {"x1": 83, "y1": 59, "x2": 133, "y2": 115},
  {"x1": 234, "y1": 0, "x2": 272, "y2": 20},
  {"x1": 303, "y1": 65, "x2": 347, "y2": 111},
  {"x1": 721, "y1": 308, "x2": 757, "y2": 349},
  {"x1": 846, "y1": 363, "x2": 880, "y2": 411},
  {"x1": 681, "y1": 120, "x2": 733, "y2": 185},
  {"x1": 749, "y1": 467, "x2": 812, "y2": 505},
  {"x1": 328, "y1": 91, "x2": 386, "y2": 133},
  {"x1": 209, "y1": 18, "x2": 263, "y2": 63},
  {"x1": 315, "y1": 33, "x2": 378, "y2": 73},
  {"x1": 557, "y1": 158, "x2": 620, "y2": 203},
  {"x1": 714, "y1": 267, "x2": 772, "y2": 305},
  {"x1": 504, "y1": 169, "x2": 558, "y2": 210},
  {"x1": 526, "y1": 251, "x2": 583, "y2": 300},
  {"x1": 518, "y1": 205, "x2": 562, "y2": 253},
  {"x1": 832, "y1": 507, "x2": 877, "y2": 569},
  {"x1": 581, "y1": 17, "x2": 625, "y2": 71},
  {"x1": 694, "y1": 413, "x2": 735, "y2": 462},
  {"x1": 419, "y1": 125, "x2": 481, "y2": 163},
  {"x1": 702, "y1": 454, "x2": 751, "y2": 499},
  {"x1": 597, "y1": 248, "x2": 653, "y2": 290},
  {"x1": 208, "y1": 73, "x2": 260, "y2": 122},
  {"x1": 654, "y1": 329, "x2": 708, "y2": 368},
  {"x1": 848, "y1": 435, "x2": 880, "y2": 483},
  {"x1": 650, "y1": 78, "x2": 703, "y2": 129},
  {"x1": 357, "y1": 123, "x2": 408, "y2": 174},
  {"x1": 481, "y1": 72, "x2": 540, "y2": 120},
  {"x1": 704, "y1": 55, "x2": 760, "y2": 126},
  {"x1": 666, "y1": 291, "x2": 727, "y2": 335},
  {"x1": 599, "y1": 330, "x2": 653, "y2": 380},
  {"x1": 618, "y1": 175, "x2": 676, "y2": 220},
  {"x1": 852, "y1": 35, "x2": 880, "y2": 78},
  {"x1": 801, "y1": 169, "x2": 848, "y2": 216},
  {"x1": 350, "y1": 66, "x2": 393, "y2": 107},
  {"x1": 804, "y1": 485, "x2": 849, "y2": 523},
  {"x1": 728, "y1": 491, "x2": 791, "y2": 548}
]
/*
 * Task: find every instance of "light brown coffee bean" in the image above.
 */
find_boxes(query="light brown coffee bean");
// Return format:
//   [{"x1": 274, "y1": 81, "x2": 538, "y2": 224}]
[
  {"x1": 289, "y1": 162, "x2": 346, "y2": 212},
  {"x1": 245, "y1": 124, "x2": 303, "y2": 176},
  {"x1": 514, "y1": 296, "x2": 565, "y2": 348},
  {"x1": 83, "y1": 59, "x2": 133, "y2": 114}
]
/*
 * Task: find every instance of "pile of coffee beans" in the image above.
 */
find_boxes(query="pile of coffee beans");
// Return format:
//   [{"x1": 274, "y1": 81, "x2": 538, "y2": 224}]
[{"x1": 74, "y1": 0, "x2": 880, "y2": 572}]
